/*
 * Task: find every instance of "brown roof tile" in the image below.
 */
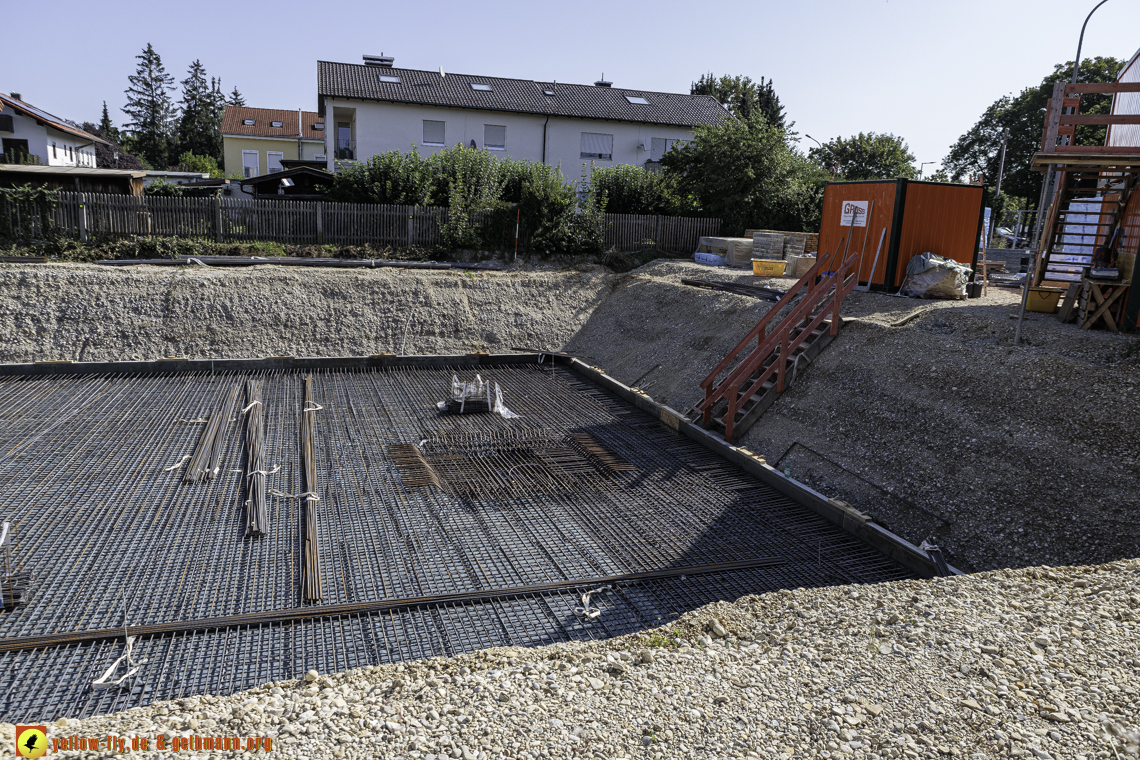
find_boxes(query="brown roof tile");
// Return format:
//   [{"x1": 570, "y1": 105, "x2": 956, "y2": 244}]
[{"x1": 221, "y1": 106, "x2": 325, "y2": 139}]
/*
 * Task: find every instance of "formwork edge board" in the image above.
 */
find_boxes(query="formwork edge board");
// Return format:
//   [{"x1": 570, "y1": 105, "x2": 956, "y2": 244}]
[
  {"x1": 561, "y1": 356, "x2": 957, "y2": 580},
  {"x1": 0, "y1": 353, "x2": 541, "y2": 376}
]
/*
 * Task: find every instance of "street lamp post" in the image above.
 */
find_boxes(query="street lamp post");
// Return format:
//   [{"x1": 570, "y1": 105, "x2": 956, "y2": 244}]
[
  {"x1": 995, "y1": 127, "x2": 1009, "y2": 196},
  {"x1": 919, "y1": 162, "x2": 936, "y2": 179},
  {"x1": 1073, "y1": 0, "x2": 1111, "y2": 84}
]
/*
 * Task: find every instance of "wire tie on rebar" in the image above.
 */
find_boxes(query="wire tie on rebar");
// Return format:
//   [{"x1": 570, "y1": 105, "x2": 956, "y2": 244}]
[
  {"x1": 574, "y1": 585, "x2": 611, "y2": 619},
  {"x1": 162, "y1": 454, "x2": 191, "y2": 471},
  {"x1": 267, "y1": 489, "x2": 319, "y2": 501},
  {"x1": 247, "y1": 465, "x2": 280, "y2": 477},
  {"x1": 303, "y1": 402, "x2": 324, "y2": 412},
  {"x1": 173, "y1": 417, "x2": 208, "y2": 424},
  {"x1": 240, "y1": 400, "x2": 262, "y2": 413}
]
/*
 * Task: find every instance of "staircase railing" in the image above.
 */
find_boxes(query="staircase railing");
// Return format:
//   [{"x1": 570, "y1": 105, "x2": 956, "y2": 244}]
[{"x1": 695, "y1": 247, "x2": 861, "y2": 440}]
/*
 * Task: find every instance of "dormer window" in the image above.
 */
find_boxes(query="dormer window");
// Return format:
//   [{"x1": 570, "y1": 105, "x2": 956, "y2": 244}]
[
  {"x1": 242, "y1": 119, "x2": 255, "y2": 126},
  {"x1": 470, "y1": 83, "x2": 492, "y2": 91},
  {"x1": 271, "y1": 121, "x2": 283, "y2": 128},
  {"x1": 379, "y1": 75, "x2": 400, "y2": 83},
  {"x1": 625, "y1": 96, "x2": 650, "y2": 105}
]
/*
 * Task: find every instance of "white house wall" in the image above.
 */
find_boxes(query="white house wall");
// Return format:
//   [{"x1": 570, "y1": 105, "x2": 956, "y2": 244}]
[
  {"x1": 0, "y1": 105, "x2": 97, "y2": 167},
  {"x1": 323, "y1": 97, "x2": 695, "y2": 185}
]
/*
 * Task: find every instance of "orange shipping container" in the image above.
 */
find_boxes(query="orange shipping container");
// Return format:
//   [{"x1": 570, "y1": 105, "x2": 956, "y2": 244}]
[{"x1": 818, "y1": 179, "x2": 985, "y2": 290}]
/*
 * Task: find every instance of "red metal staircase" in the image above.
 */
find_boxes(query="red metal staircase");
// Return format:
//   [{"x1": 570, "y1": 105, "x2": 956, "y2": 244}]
[{"x1": 692, "y1": 247, "x2": 860, "y2": 443}]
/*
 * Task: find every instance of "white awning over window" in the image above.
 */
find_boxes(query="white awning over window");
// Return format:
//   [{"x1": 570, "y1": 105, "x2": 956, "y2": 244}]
[
  {"x1": 580, "y1": 132, "x2": 613, "y2": 160},
  {"x1": 484, "y1": 124, "x2": 506, "y2": 150},
  {"x1": 423, "y1": 120, "x2": 445, "y2": 145}
]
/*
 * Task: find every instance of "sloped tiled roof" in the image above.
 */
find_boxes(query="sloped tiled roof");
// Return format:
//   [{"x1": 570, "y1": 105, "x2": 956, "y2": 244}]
[
  {"x1": 0, "y1": 93, "x2": 110, "y2": 145},
  {"x1": 221, "y1": 106, "x2": 325, "y2": 139},
  {"x1": 317, "y1": 62, "x2": 730, "y2": 128}
]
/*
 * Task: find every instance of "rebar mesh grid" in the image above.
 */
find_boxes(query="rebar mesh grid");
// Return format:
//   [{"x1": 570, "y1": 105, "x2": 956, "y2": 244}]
[{"x1": 0, "y1": 362, "x2": 913, "y2": 720}]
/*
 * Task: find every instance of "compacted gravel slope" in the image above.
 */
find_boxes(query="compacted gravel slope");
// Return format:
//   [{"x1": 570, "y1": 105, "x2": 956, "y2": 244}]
[{"x1": 4, "y1": 559, "x2": 1137, "y2": 760}]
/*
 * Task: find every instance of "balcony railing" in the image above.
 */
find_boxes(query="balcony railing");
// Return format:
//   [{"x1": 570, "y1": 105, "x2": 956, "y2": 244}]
[
  {"x1": 335, "y1": 140, "x2": 356, "y2": 161},
  {"x1": 1039, "y1": 81, "x2": 1140, "y2": 155}
]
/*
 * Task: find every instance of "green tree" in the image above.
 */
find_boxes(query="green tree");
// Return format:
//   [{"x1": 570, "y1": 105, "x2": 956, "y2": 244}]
[
  {"x1": 122, "y1": 43, "x2": 177, "y2": 169},
  {"x1": 177, "y1": 60, "x2": 224, "y2": 161},
  {"x1": 691, "y1": 73, "x2": 785, "y2": 129},
  {"x1": 175, "y1": 151, "x2": 224, "y2": 178},
  {"x1": 588, "y1": 164, "x2": 694, "y2": 215},
  {"x1": 662, "y1": 111, "x2": 827, "y2": 234},
  {"x1": 808, "y1": 132, "x2": 916, "y2": 181},
  {"x1": 228, "y1": 86, "x2": 246, "y2": 107},
  {"x1": 943, "y1": 56, "x2": 1124, "y2": 207},
  {"x1": 98, "y1": 101, "x2": 120, "y2": 144}
]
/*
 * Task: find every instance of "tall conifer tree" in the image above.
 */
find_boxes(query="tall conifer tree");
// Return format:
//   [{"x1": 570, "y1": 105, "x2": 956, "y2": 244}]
[{"x1": 122, "y1": 43, "x2": 176, "y2": 168}]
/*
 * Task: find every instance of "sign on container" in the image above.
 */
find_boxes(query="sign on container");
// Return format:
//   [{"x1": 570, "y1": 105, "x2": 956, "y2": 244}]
[{"x1": 841, "y1": 201, "x2": 869, "y2": 227}]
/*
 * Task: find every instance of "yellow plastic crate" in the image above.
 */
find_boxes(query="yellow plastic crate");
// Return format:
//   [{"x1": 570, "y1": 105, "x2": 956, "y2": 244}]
[
  {"x1": 1026, "y1": 286, "x2": 1064, "y2": 313},
  {"x1": 752, "y1": 259, "x2": 787, "y2": 277}
]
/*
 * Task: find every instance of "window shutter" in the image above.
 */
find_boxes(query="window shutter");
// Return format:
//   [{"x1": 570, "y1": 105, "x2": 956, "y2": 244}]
[
  {"x1": 580, "y1": 133, "x2": 613, "y2": 160},
  {"x1": 484, "y1": 125, "x2": 506, "y2": 149},
  {"x1": 423, "y1": 120, "x2": 445, "y2": 145}
]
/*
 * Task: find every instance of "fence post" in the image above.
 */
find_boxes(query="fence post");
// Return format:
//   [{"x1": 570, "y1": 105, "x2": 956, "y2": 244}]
[
  {"x1": 407, "y1": 209, "x2": 414, "y2": 248},
  {"x1": 316, "y1": 202, "x2": 323, "y2": 245},
  {"x1": 78, "y1": 194, "x2": 87, "y2": 243},
  {"x1": 214, "y1": 197, "x2": 223, "y2": 243}
]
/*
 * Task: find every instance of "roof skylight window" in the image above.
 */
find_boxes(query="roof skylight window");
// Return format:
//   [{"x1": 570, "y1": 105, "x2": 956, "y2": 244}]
[
  {"x1": 625, "y1": 96, "x2": 650, "y2": 105},
  {"x1": 242, "y1": 119, "x2": 255, "y2": 126},
  {"x1": 271, "y1": 121, "x2": 283, "y2": 128},
  {"x1": 543, "y1": 89, "x2": 555, "y2": 96},
  {"x1": 313, "y1": 122, "x2": 325, "y2": 130},
  {"x1": 379, "y1": 75, "x2": 401, "y2": 83},
  {"x1": 470, "y1": 83, "x2": 493, "y2": 91}
]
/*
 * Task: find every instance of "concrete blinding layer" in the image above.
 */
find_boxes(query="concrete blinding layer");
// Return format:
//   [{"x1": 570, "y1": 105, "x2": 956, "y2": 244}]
[{"x1": 0, "y1": 355, "x2": 923, "y2": 721}]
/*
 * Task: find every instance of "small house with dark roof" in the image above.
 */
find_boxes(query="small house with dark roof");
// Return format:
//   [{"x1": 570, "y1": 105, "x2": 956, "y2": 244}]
[
  {"x1": 221, "y1": 106, "x2": 326, "y2": 180},
  {"x1": 0, "y1": 92, "x2": 109, "y2": 168},
  {"x1": 317, "y1": 55, "x2": 730, "y2": 183},
  {"x1": 239, "y1": 165, "x2": 332, "y2": 200}
]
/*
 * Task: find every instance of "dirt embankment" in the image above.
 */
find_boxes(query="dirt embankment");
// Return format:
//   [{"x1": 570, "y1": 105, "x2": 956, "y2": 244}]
[{"x1": 2, "y1": 259, "x2": 1138, "y2": 572}]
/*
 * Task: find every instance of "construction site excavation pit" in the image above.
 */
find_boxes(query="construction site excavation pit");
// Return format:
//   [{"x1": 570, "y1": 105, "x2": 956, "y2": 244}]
[{"x1": 0, "y1": 354, "x2": 936, "y2": 722}]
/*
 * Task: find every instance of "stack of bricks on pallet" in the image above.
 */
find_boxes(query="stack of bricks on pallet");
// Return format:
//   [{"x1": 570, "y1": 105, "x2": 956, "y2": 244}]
[
  {"x1": 753, "y1": 232, "x2": 785, "y2": 260},
  {"x1": 746, "y1": 229, "x2": 819, "y2": 256}
]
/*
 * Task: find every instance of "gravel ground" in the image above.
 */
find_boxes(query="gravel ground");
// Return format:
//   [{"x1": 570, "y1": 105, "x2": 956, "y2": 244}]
[{"x1": 5, "y1": 559, "x2": 1137, "y2": 760}]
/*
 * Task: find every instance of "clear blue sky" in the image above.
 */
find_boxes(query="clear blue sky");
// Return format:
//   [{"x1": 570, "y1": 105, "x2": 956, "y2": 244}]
[{"x1": 4, "y1": 0, "x2": 1138, "y2": 172}]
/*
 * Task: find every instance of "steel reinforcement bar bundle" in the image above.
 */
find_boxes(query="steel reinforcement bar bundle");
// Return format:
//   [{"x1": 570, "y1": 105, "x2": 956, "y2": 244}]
[
  {"x1": 243, "y1": 379, "x2": 269, "y2": 536},
  {"x1": 301, "y1": 375, "x2": 321, "y2": 602}
]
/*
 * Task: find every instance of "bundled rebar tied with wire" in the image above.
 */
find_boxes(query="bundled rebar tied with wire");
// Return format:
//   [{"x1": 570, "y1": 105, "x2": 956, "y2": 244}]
[
  {"x1": 301, "y1": 375, "x2": 321, "y2": 602},
  {"x1": 184, "y1": 383, "x2": 240, "y2": 483},
  {"x1": 242, "y1": 379, "x2": 269, "y2": 537}
]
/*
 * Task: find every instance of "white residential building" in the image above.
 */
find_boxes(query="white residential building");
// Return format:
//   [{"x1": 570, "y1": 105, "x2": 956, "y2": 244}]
[
  {"x1": 317, "y1": 56, "x2": 729, "y2": 184},
  {"x1": 0, "y1": 92, "x2": 106, "y2": 167}
]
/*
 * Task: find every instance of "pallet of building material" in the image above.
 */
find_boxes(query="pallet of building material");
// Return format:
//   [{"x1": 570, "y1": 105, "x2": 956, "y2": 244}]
[
  {"x1": 745, "y1": 229, "x2": 819, "y2": 255},
  {"x1": 752, "y1": 232, "x2": 785, "y2": 260},
  {"x1": 782, "y1": 235, "x2": 807, "y2": 259},
  {"x1": 697, "y1": 237, "x2": 754, "y2": 267}
]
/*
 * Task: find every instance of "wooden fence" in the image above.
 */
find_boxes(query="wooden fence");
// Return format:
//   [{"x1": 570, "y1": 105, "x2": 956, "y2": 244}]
[{"x1": 1, "y1": 192, "x2": 720, "y2": 253}]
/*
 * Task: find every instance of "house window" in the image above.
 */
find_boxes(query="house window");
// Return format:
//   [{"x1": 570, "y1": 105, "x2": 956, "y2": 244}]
[
  {"x1": 649, "y1": 137, "x2": 684, "y2": 162},
  {"x1": 625, "y1": 96, "x2": 650, "y2": 105},
  {"x1": 422, "y1": 120, "x2": 445, "y2": 146},
  {"x1": 52, "y1": 142, "x2": 57, "y2": 158},
  {"x1": 337, "y1": 122, "x2": 353, "y2": 160},
  {"x1": 470, "y1": 83, "x2": 492, "y2": 91},
  {"x1": 242, "y1": 149, "x2": 259, "y2": 178},
  {"x1": 243, "y1": 119, "x2": 255, "y2": 126},
  {"x1": 484, "y1": 124, "x2": 506, "y2": 150},
  {"x1": 580, "y1": 132, "x2": 613, "y2": 161},
  {"x1": 379, "y1": 75, "x2": 400, "y2": 83},
  {"x1": 267, "y1": 151, "x2": 284, "y2": 173}
]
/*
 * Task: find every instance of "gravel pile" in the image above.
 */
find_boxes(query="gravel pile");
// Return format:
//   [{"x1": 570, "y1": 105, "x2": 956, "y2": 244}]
[{"x1": 5, "y1": 559, "x2": 1137, "y2": 759}]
